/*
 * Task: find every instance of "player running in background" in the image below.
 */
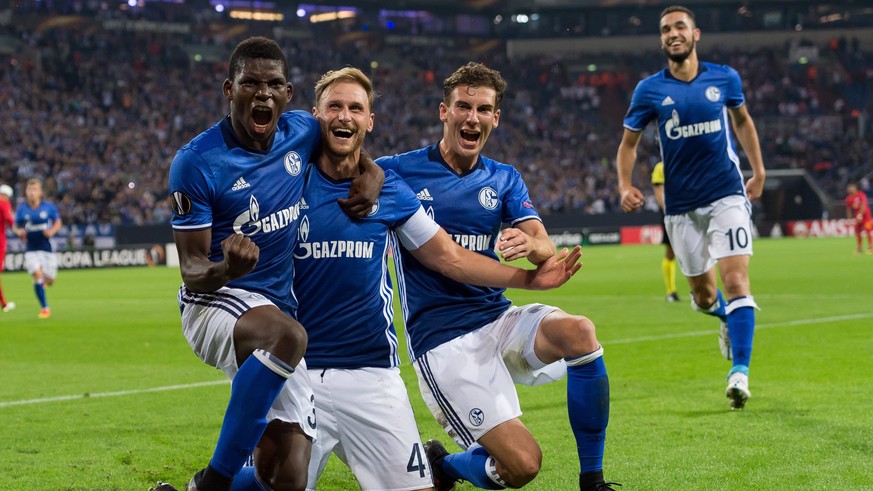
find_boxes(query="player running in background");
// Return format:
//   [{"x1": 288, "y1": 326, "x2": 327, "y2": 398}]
[
  {"x1": 155, "y1": 37, "x2": 382, "y2": 491},
  {"x1": 378, "y1": 62, "x2": 616, "y2": 491},
  {"x1": 294, "y1": 67, "x2": 581, "y2": 491},
  {"x1": 15, "y1": 178, "x2": 61, "y2": 319},
  {"x1": 0, "y1": 183, "x2": 16, "y2": 312},
  {"x1": 616, "y1": 5, "x2": 766, "y2": 409},
  {"x1": 845, "y1": 182, "x2": 873, "y2": 254},
  {"x1": 651, "y1": 162, "x2": 680, "y2": 302}
]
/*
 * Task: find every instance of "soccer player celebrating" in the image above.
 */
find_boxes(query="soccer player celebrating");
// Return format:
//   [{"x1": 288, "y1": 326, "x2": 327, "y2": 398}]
[
  {"x1": 0, "y1": 183, "x2": 16, "y2": 312},
  {"x1": 15, "y1": 178, "x2": 61, "y2": 319},
  {"x1": 156, "y1": 37, "x2": 382, "y2": 491},
  {"x1": 294, "y1": 68, "x2": 581, "y2": 490},
  {"x1": 651, "y1": 162, "x2": 680, "y2": 303},
  {"x1": 616, "y1": 5, "x2": 766, "y2": 410},
  {"x1": 378, "y1": 63, "x2": 616, "y2": 491},
  {"x1": 845, "y1": 182, "x2": 873, "y2": 254}
]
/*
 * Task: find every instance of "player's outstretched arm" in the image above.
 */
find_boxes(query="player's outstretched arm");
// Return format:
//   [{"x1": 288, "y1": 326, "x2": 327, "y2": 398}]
[
  {"x1": 339, "y1": 148, "x2": 384, "y2": 218},
  {"x1": 174, "y1": 230, "x2": 259, "y2": 293},
  {"x1": 616, "y1": 128, "x2": 645, "y2": 212},
  {"x1": 410, "y1": 227, "x2": 581, "y2": 291},
  {"x1": 526, "y1": 246, "x2": 583, "y2": 290}
]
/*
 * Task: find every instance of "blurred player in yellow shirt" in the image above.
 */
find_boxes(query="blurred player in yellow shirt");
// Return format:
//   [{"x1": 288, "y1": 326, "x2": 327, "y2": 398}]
[{"x1": 652, "y1": 162, "x2": 679, "y2": 302}]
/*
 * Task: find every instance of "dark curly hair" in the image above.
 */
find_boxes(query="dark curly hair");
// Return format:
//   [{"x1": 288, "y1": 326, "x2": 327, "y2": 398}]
[{"x1": 443, "y1": 62, "x2": 507, "y2": 109}]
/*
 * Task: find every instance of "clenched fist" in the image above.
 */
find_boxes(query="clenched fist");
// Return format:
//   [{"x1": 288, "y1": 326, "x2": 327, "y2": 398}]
[{"x1": 221, "y1": 233, "x2": 259, "y2": 280}]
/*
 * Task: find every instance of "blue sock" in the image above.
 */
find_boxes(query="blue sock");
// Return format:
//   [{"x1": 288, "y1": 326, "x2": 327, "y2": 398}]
[
  {"x1": 442, "y1": 445, "x2": 505, "y2": 489},
  {"x1": 230, "y1": 467, "x2": 269, "y2": 491},
  {"x1": 209, "y1": 350, "x2": 294, "y2": 479},
  {"x1": 567, "y1": 357, "x2": 609, "y2": 474},
  {"x1": 727, "y1": 305, "x2": 755, "y2": 370},
  {"x1": 34, "y1": 282, "x2": 47, "y2": 308}
]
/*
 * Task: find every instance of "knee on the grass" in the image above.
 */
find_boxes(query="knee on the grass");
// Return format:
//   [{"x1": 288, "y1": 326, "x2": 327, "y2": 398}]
[
  {"x1": 502, "y1": 450, "x2": 542, "y2": 488},
  {"x1": 265, "y1": 470, "x2": 307, "y2": 491}
]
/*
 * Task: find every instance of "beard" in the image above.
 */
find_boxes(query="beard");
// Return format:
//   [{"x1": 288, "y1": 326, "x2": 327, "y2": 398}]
[{"x1": 663, "y1": 39, "x2": 695, "y2": 63}]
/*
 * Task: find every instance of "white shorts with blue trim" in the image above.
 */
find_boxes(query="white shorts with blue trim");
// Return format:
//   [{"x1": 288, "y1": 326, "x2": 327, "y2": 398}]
[
  {"x1": 25, "y1": 250, "x2": 58, "y2": 279},
  {"x1": 178, "y1": 285, "x2": 316, "y2": 439},
  {"x1": 414, "y1": 303, "x2": 565, "y2": 449},
  {"x1": 665, "y1": 194, "x2": 754, "y2": 277}
]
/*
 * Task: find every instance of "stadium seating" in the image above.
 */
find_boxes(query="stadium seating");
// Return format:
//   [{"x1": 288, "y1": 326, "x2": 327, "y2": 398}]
[{"x1": 0, "y1": 4, "x2": 870, "y2": 225}]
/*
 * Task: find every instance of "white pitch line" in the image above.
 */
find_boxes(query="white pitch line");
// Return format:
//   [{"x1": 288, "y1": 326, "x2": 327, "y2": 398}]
[
  {"x1": 2, "y1": 313, "x2": 871, "y2": 409},
  {"x1": 603, "y1": 312, "x2": 873, "y2": 345},
  {"x1": 0, "y1": 379, "x2": 228, "y2": 408}
]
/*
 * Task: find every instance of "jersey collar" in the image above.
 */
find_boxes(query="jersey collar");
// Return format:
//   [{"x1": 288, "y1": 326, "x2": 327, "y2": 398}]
[
  {"x1": 427, "y1": 143, "x2": 482, "y2": 177},
  {"x1": 664, "y1": 62, "x2": 708, "y2": 83}
]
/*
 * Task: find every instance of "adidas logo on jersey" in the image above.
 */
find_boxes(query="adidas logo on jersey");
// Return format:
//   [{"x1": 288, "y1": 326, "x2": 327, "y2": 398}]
[
  {"x1": 232, "y1": 177, "x2": 251, "y2": 191},
  {"x1": 661, "y1": 96, "x2": 675, "y2": 106},
  {"x1": 416, "y1": 188, "x2": 434, "y2": 201},
  {"x1": 299, "y1": 198, "x2": 309, "y2": 210}
]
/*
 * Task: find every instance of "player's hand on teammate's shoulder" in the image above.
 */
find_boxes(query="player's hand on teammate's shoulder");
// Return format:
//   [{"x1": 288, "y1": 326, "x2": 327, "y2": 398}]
[
  {"x1": 620, "y1": 186, "x2": 644, "y2": 212},
  {"x1": 338, "y1": 191, "x2": 375, "y2": 218},
  {"x1": 221, "y1": 233, "x2": 259, "y2": 279},
  {"x1": 339, "y1": 153, "x2": 385, "y2": 218},
  {"x1": 526, "y1": 245, "x2": 583, "y2": 290}
]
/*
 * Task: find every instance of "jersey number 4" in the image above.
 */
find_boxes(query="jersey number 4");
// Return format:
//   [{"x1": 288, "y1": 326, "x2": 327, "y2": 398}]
[{"x1": 407, "y1": 443, "x2": 427, "y2": 477}]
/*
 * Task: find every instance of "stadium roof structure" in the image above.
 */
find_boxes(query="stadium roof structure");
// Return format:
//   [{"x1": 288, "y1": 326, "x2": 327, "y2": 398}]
[{"x1": 284, "y1": 0, "x2": 825, "y2": 12}]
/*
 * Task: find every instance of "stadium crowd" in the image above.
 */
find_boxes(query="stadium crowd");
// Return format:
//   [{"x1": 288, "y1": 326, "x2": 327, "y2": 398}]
[{"x1": 0, "y1": 10, "x2": 871, "y2": 225}]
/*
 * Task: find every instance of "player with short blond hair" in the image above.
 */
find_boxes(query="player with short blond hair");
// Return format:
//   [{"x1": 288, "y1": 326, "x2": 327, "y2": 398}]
[
  {"x1": 15, "y1": 178, "x2": 61, "y2": 319},
  {"x1": 296, "y1": 66, "x2": 580, "y2": 491}
]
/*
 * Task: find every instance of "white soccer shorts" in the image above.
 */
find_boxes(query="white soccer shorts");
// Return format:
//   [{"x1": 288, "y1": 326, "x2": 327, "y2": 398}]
[
  {"x1": 414, "y1": 303, "x2": 566, "y2": 449},
  {"x1": 306, "y1": 367, "x2": 432, "y2": 491},
  {"x1": 178, "y1": 285, "x2": 316, "y2": 440},
  {"x1": 665, "y1": 194, "x2": 754, "y2": 277},
  {"x1": 24, "y1": 250, "x2": 58, "y2": 279}
]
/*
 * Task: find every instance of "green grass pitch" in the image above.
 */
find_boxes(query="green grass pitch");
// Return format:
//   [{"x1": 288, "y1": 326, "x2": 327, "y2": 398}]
[{"x1": 1, "y1": 237, "x2": 871, "y2": 490}]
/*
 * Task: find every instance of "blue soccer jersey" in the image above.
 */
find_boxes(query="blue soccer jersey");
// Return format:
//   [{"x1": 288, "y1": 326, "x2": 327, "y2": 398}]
[
  {"x1": 168, "y1": 111, "x2": 319, "y2": 316},
  {"x1": 15, "y1": 201, "x2": 59, "y2": 252},
  {"x1": 377, "y1": 144, "x2": 541, "y2": 359},
  {"x1": 623, "y1": 62, "x2": 747, "y2": 214},
  {"x1": 293, "y1": 167, "x2": 436, "y2": 369}
]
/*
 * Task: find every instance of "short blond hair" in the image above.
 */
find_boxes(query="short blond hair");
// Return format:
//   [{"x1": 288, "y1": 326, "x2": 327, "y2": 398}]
[{"x1": 314, "y1": 67, "x2": 375, "y2": 111}]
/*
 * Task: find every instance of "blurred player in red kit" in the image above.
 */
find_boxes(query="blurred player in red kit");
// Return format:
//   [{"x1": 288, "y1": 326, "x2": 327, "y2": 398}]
[
  {"x1": 0, "y1": 184, "x2": 16, "y2": 312},
  {"x1": 845, "y1": 182, "x2": 873, "y2": 255}
]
